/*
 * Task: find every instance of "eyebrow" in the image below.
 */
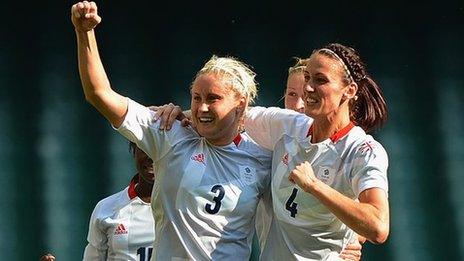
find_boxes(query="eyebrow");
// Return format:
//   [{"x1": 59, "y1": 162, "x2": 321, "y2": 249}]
[
  {"x1": 314, "y1": 72, "x2": 326, "y2": 77},
  {"x1": 207, "y1": 93, "x2": 222, "y2": 99},
  {"x1": 286, "y1": 86, "x2": 299, "y2": 90}
]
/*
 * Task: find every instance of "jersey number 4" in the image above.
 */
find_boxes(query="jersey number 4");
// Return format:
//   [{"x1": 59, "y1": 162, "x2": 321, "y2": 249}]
[
  {"x1": 285, "y1": 188, "x2": 298, "y2": 218},
  {"x1": 205, "y1": 184, "x2": 225, "y2": 214}
]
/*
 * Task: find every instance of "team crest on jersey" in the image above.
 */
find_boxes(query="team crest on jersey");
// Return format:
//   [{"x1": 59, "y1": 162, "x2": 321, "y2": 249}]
[
  {"x1": 316, "y1": 167, "x2": 336, "y2": 185},
  {"x1": 282, "y1": 153, "x2": 289, "y2": 165},
  {"x1": 114, "y1": 223, "x2": 128, "y2": 235},
  {"x1": 239, "y1": 165, "x2": 257, "y2": 185},
  {"x1": 191, "y1": 153, "x2": 206, "y2": 165}
]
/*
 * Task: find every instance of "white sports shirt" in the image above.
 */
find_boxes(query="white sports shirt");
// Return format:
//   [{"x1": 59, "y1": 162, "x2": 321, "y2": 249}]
[
  {"x1": 116, "y1": 99, "x2": 272, "y2": 261},
  {"x1": 83, "y1": 174, "x2": 155, "y2": 261},
  {"x1": 244, "y1": 106, "x2": 389, "y2": 261}
]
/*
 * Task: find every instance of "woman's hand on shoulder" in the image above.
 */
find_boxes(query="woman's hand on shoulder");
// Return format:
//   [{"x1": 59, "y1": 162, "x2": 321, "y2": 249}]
[{"x1": 149, "y1": 103, "x2": 191, "y2": 130}]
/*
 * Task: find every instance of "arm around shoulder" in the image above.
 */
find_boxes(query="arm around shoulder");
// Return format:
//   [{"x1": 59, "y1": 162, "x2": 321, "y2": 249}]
[{"x1": 244, "y1": 106, "x2": 309, "y2": 150}]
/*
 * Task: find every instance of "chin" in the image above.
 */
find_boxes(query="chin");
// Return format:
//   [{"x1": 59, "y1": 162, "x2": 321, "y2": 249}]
[
  {"x1": 198, "y1": 128, "x2": 222, "y2": 143},
  {"x1": 304, "y1": 109, "x2": 316, "y2": 117},
  {"x1": 201, "y1": 132, "x2": 217, "y2": 141},
  {"x1": 141, "y1": 173, "x2": 155, "y2": 182},
  {"x1": 197, "y1": 125, "x2": 214, "y2": 137}
]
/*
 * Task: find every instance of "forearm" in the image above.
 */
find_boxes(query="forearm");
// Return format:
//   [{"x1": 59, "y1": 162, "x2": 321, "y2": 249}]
[
  {"x1": 76, "y1": 29, "x2": 127, "y2": 127},
  {"x1": 307, "y1": 181, "x2": 389, "y2": 244}
]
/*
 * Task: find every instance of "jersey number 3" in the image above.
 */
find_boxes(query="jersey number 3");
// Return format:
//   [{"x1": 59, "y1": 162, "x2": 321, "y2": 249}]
[
  {"x1": 205, "y1": 184, "x2": 225, "y2": 214},
  {"x1": 285, "y1": 188, "x2": 298, "y2": 218}
]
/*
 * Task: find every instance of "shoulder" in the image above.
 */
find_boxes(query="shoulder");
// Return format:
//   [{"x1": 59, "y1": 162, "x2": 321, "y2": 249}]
[
  {"x1": 239, "y1": 132, "x2": 273, "y2": 161},
  {"x1": 170, "y1": 121, "x2": 200, "y2": 138},
  {"x1": 92, "y1": 187, "x2": 131, "y2": 219},
  {"x1": 345, "y1": 127, "x2": 388, "y2": 161},
  {"x1": 124, "y1": 98, "x2": 158, "y2": 126}
]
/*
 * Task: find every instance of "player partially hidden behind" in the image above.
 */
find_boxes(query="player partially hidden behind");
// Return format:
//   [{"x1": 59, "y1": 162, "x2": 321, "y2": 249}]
[
  {"x1": 39, "y1": 142, "x2": 155, "y2": 261},
  {"x1": 82, "y1": 142, "x2": 155, "y2": 261}
]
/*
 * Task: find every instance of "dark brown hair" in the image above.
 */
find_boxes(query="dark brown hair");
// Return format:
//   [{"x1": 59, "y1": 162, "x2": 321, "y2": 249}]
[
  {"x1": 129, "y1": 141, "x2": 137, "y2": 156},
  {"x1": 315, "y1": 43, "x2": 388, "y2": 133}
]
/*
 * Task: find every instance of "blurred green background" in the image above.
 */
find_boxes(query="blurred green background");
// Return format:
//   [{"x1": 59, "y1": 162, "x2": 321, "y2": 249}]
[{"x1": 1, "y1": 1, "x2": 463, "y2": 260}]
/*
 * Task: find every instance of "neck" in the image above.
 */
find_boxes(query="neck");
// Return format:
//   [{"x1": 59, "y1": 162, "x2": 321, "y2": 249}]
[
  {"x1": 203, "y1": 114, "x2": 243, "y2": 146},
  {"x1": 311, "y1": 111, "x2": 351, "y2": 143},
  {"x1": 135, "y1": 180, "x2": 153, "y2": 203}
]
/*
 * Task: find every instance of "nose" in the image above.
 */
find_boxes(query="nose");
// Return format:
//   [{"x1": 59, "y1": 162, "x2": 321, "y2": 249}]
[
  {"x1": 304, "y1": 82, "x2": 314, "y2": 92},
  {"x1": 296, "y1": 97, "x2": 305, "y2": 111},
  {"x1": 199, "y1": 103, "x2": 209, "y2": 112}
]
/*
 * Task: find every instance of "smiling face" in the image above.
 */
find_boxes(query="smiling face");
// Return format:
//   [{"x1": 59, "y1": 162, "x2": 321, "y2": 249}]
[
  {"x1": 303, "y1": 53, "x2": 354, "y2": 120},
  {"x1": 284, "y1": 71, "x2": 306, "y2": 113},
  {"x1": 190, "y1": 73, "x2": 244, "y2": 146}
]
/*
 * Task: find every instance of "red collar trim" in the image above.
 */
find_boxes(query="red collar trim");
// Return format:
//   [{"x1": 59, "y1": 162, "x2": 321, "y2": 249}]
[
  {"x1": 306, "y1": 125, "x2": 313, "y2": 138},
  {"x1": 306, "y1": 122, "x2": 355, "y2": 143},
  {"x1": 233, "y1": 133, "x2": 242, "y2": 146},
  {"x1": 128, "y1": 174, "x2": 139, "y2": 200}
]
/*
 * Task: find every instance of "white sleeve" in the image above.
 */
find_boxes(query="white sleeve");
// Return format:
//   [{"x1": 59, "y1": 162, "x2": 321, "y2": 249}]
[
  {"x1": 244, "y1": 106, "x2": 312, "y2": 150},
  {"x1": 82, "y1": 206, "x2": 108, "y2": 261},
  {"x1": 115, "y1": 98, "x2": 189, "y2": 162},
  {"x1": 350, "y1": 139, "x2": 389, "y2": 197},
  {"x1": 255, "y1": 188, "x2": 273, "y2": 253}
]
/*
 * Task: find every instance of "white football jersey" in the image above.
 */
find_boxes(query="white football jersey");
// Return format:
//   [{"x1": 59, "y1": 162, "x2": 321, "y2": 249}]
[
  {"x1": 116, "y1": 99, "x2": 272, "y2": 261},
  {"x1": 245, "y1": 106, "x2": 389, "y2": 260},
  {"x1": 83, "y1": 174, "x2": 155, "y2": 261}
]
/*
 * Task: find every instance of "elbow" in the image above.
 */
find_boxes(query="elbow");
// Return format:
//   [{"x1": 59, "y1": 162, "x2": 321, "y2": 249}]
[
  {"x1": 84, "y1": 90, "x2": 97, "y2": 102},
  {"x1": 84, "y1": 93, "x2": 94, "y2": 104},
  {"x1": 83, "y1": 90, "x2": 101, "y2": 108},
  {"x1": 368, "y1": 222, "x2": 389, "y2": 244}
]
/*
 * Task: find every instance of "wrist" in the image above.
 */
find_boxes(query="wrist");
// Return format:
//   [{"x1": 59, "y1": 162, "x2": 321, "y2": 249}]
[
  {"x1": 74, "y1": 28, "x2": 94, "y2": 35},
  {"x1": 304, "y1": 178, "x2": 323, "y2": 194}
]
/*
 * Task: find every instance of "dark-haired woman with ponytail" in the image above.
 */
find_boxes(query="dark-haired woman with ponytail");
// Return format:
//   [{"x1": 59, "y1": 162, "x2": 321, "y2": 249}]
[{"x1": 245, "y1": 43, "x2": 389, "y2": 260}]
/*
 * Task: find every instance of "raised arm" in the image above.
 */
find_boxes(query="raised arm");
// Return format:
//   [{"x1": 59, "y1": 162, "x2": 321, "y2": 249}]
[
  {"x1": 39, "y1": 254, "x2": 56, "y2": 261},
  {"x1": 71, "y1": 1, "x2": 127, "y2": 127}
]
